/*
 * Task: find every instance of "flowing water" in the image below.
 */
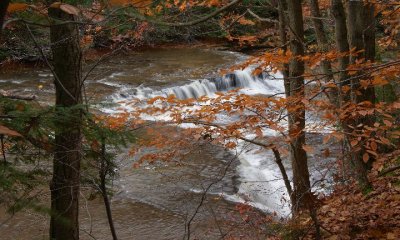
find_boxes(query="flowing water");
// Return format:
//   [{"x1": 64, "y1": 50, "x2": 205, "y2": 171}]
[{"x1": 0, "y1": 47, "x2": 336, "y2": 239}]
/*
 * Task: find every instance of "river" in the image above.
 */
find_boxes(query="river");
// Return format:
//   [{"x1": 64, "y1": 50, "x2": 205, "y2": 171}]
[{"x1": 0, "y1": 47, "x2": 336, "y2": 239}]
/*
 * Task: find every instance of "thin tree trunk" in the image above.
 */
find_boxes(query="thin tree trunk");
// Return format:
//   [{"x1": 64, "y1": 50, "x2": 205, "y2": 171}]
[
  {"x1": 362, "y1": 3, "x2": 375, "y2": 64},
  {"x1": 331, "y1": 0, "x2": 350, "y2": 102},
  {"x1": 332, "y1": 0, "x2": 352, "y2": 180},
  {"x1": 272, "y1": 147, "x2": 293, "y2": 203},
  {"x1": 277, "y1": 0, "x2": 296, "y2": 211},
  {"x1": 277, "y1": 0, "x2": 290, "y2": 97},
  {"x1": 100, "y1": 141, "x2": 118, "y2": 240},
  {"x1": 308, "y1": 0, "x2": 338, "y2": 107},
  {"x1": 49, "y1": 6, "x2": 83, "y2": 240},
  {"x1": 285, "y1": 0, "x2": 312, "y2": 214},
  {"x1": 1, "y1": 135, "x2": 6, "y2": 163}
]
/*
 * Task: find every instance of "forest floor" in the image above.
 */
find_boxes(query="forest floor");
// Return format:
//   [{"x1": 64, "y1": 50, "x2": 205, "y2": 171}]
[{"x1": 298, "y1": 152, "x2": 400, "y2": 239}]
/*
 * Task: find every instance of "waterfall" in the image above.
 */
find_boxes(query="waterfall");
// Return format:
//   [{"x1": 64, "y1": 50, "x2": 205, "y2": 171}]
[
  {"x1": 111, "y1": 67, "x2": 284, "y2": 101},
  {"x1": 102, "y1": 65, "x2": 293, "y2": 216}
]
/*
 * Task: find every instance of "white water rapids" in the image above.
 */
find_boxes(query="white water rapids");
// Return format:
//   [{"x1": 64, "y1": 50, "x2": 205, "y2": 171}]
[
  {"x1": 105, "y1": 67, "x2": 284, "y2": 101},
  {"x1": 101, "y1": 65, "x2": 301, "y2": 216}
]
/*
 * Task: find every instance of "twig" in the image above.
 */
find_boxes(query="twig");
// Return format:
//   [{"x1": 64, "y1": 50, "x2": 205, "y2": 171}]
[
  {"x1": 184, "y1": 152, "x2": 238, "y2": 240},
  {"x1": 1, "y1": 135, "x2": 6, "y2": 163},
  {"x1": 0, "y1": 90, "x2": 36, "y2": 101},
  {"x1": 378, "y1": 164, "x2": 400, "y2": 177},
  {"x1": 99, "y1": 140, "x2": 118, "y2": 240},
  {"x1": 123, "y1": 0, "x2": 243, "y2": 27},
  {"x1": 25, "y1": 24, "x2": 77, "y2": 103},
  {"x1": 247, "y1": 9, "x2": 279, "y2": 23}
]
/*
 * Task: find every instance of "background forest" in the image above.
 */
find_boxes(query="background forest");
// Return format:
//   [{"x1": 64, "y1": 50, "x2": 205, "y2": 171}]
[{"x1": 0, "y1": 0, "x2": 399, "y2": 239}]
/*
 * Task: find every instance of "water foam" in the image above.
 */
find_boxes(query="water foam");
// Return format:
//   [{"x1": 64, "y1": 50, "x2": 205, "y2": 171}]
[{"x1": 107, "y1": 66, "x2": 284, "y2": 103}]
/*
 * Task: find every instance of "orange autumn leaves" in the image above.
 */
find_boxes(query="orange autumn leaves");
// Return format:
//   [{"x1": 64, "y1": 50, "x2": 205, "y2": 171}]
[{"x1": 6, "y1": 3, "x2": 29, "y2": 13}]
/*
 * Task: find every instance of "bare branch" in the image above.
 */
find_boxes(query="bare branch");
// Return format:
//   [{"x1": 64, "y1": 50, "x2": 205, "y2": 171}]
[
  {"x1": 0, "y1": 90, "x2": 36, "y2": 101},
  {"x1": 123, "y1": 0, "x2": 243, "y2": 27},
  {"x1": 378, "y1": 165, "x2": 400, "y2": 177},
  {"x1": 247, "y1": 9, "x2": 279, "y2": 23},
  {"x1": 25, "y1": 24, "x2": 77, "y2": 103}
]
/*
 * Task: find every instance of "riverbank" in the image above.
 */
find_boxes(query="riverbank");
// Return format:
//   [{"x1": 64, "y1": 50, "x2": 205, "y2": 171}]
[{"x1": 0, "y1": 39, "x2": 270, "y2": 70}]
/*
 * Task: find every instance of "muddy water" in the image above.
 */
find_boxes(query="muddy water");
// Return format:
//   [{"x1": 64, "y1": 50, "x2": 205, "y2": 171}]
[
  {"x1": 91, "y1": 143, "x2": 244, "y2": 240},
  {"x1": 0, "y1": 48, "x2": 268, "y2": 239},
  {"x1": 0, "y1": 142, "x2": 260, "y2": 240}
]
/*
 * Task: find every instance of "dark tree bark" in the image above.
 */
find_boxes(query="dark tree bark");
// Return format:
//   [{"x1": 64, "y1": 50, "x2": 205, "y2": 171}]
[
  {"x1": 346, "y1": 0, "x2": 376, "y2": 189},
  {"x1": 277, "y1": 0, "x2": 294, "y2": 201},
  {"x1": 332, "y1": 0, "x2": 353, "y2": 180},
  {"x1": 308, "y1": 0, "x2": 328, "y2": 50},
  {"x1": 285, "y1": 0, "x2": 312, "y2": 213},
  {"x1": 49, "y1": 7, "x2": 83, "y2": 240},
  {"x1": 362, "y1": 3, "x2": 375, "y2": 64},
  {"x1": 0, "y1": 0, "x2": 10, "y2": 36},
  {"x1": 272, "y1": 147, "x2": 293, "y2": 203},
  {"x1": 277, "y1": 0, "x2": 290, "y2": 97},
  {"x1": 277, "y1": 0, "x2": 297, "y2": 209},
  {"x1": 331, "y1": 0, "x2": 350, "y2": 102},
  {"x1": 346, "y1": 0, "x2": 376, "y2": 102}
]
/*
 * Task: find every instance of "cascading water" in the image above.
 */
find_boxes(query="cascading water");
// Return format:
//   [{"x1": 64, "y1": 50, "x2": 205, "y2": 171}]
[
  {"x1": 109, "y1": 67, "x2": 284, "y2": 102},
  {"x1": 103, "y1": 65, "x2": 297, "y2": 216}
]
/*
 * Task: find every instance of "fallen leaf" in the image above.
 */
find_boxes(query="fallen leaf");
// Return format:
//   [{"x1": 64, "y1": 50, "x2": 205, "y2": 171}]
[
  {"x1": 363, "y1": 152, "x2": 370, "y2": 163},
  {"x1": 370, "y1": 141, "x2": 378, "y2": 151},
  {"x1": 50, "y1": 2, "x2": 80, "y2": 16}
]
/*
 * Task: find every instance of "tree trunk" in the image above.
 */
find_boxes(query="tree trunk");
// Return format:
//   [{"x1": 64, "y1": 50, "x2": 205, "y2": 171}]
[
  {"x1": 49, "y1": 7, "x2": 83, "y2": 240},
  {"x1": 346, "y1": 0, "x2": 375, "y2": 189},
  {"x1": 100, "y1": 141, "x2": 118, "y2": 240},
  {"x1": 362, "y1": 3, "x2": 375, "y2": 64},
  {"x1": 308, "y1": 0, "x2": 338, "y2": 106},
  {"x1": 331, "y1": 0, "x2": 350, "y2": 102},
  {"x1": 272, "y1": 147, "x2": 293, "y2": 204},
  {"x1": 332, "y1": 0, "x2": 353, "y2": 180},
  {"x1": 286, "y1": 0, "x2": 312, "y2": 214},
  {"x1": 277, "y1": 0, "x2": 290, "y2": 97}
]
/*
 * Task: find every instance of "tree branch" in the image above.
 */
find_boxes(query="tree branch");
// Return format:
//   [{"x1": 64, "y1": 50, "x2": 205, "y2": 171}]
[
  {"x1": 378, "y1": 165, "x2": 400, "y2": 177},
  {"x1": 0, "y1": 90, "x2": 36, "y2": 101},
  {"x1": 247, "y1": 9, "x2": 279, "y2": 23},
  {"x1": 123, "y1": 0, "x2": 243, "y2": 27}
]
